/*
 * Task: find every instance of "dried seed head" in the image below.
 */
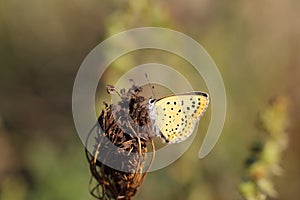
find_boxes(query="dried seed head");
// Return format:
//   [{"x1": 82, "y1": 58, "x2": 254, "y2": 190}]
[{"x1": 86, "y1": 83, "x2": 155, "y2": 200}]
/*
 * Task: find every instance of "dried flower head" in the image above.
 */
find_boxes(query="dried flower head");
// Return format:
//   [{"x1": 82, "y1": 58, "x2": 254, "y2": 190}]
[{"x1": 85, "y1": 83, "x2": 155, "y2": 200}]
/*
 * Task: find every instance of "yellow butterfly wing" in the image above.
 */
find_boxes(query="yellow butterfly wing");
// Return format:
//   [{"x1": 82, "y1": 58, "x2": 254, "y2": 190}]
[{"x1": 152, "y1": 92, "x2": 209, "y2": 143}]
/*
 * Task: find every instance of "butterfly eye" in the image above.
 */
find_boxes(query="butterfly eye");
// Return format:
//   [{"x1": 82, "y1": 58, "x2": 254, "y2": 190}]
[{"x1": 149, "y1": 98, "x2": 156, "y2": 104}]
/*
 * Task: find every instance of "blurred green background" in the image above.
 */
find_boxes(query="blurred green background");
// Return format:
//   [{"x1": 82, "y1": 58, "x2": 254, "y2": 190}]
[{"x1": 0, "y1": 0, "x2": 299, "y2": 199}]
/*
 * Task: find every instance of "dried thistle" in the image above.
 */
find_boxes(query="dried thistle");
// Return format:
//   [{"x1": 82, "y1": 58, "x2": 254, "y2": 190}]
[
  {"x1": 239, "y1": 96, "x2": 289, "y2": 200},
  {"x1": 85, "y1": 83, "x2": 155, "y2": 200}
]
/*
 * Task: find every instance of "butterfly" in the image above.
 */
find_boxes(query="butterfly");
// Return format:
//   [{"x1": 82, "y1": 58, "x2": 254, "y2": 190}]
[{"x1": 148, "y1": 91, "x2": 209, "y2": 143}]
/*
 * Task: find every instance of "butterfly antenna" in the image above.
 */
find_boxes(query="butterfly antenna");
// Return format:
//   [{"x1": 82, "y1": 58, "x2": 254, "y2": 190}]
[{"x1": 145, "y1": 73, "x2": 156, "y2": 99}]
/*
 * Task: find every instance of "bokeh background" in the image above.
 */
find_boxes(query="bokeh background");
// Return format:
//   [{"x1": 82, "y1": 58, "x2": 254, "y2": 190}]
[{"x1": 1, "y1": 0, "x2": 299, "y2": 199}]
